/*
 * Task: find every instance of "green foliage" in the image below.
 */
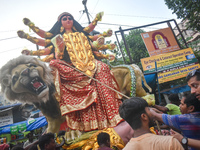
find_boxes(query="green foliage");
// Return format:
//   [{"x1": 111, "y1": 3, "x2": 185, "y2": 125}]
[
  {"x1": 111, "y1": 28, "x2": 199, "y2": 92},
  {"x1": 113, "y1": 29, "x2": 149, "y2": 68},
  {"x1": 164, "y1": 0, "x2": 200, "y2": 31}
]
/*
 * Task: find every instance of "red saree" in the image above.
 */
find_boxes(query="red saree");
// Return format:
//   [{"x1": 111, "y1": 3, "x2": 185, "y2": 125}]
[{"x1": 50, "y1": 59, "x2": 123, "y2": 131}]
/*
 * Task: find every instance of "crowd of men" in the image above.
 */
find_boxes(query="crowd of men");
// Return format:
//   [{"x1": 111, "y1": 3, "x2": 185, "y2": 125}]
[{"x1": 120, "y1": 69, "x2": 200, "y2": 150}]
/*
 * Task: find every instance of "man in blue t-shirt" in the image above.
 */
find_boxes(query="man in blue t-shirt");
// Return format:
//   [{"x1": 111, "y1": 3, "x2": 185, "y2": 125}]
[{"x1": 151, "y1": 93, "x2": 200, "y2": 150}]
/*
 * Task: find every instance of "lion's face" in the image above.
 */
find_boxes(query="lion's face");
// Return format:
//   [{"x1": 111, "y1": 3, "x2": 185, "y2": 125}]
[
  {"x1": 0, "y1": 55, "x2": 53, "y2": 104},
  {"x1": 10, "y1": 63, "x2": 47, "y2": 96}
]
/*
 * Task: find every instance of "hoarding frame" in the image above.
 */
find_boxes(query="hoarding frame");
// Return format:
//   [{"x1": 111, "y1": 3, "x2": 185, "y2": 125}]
[{"x1": 114, "y1": 19, "x2": 188, "y2": 103}]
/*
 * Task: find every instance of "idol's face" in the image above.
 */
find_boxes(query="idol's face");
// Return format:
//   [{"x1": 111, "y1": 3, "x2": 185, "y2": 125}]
[{"x1": 61, "y1": 15, "x2": 73, "y2": 30}]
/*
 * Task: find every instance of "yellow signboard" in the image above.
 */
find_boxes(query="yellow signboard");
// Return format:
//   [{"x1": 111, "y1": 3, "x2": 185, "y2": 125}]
[
  {"x1": 141, "y1": 48, "x2": 197, "y2": 73},
  {"x1": 141, "y1": 27, "x2": 180, "y2": 56},
  {"x1": 158, "y1": 64, "x2": 200, "y2": 83}
]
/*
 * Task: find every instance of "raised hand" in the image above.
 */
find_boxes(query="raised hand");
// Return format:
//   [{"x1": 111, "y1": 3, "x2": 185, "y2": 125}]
[
  {"x1": 96, "y1": 12, "x2": 104, "y2": 21},
  {"x1": 17, "y1": 30, "x2": 27, "y2": 39},
  {"x1": 107, "y1": 29, "x2": 113, "y2": 37},
  {"x1": 21, "y1": 49, "x2": 31, "y2": 55},
  {"x1": 23, "y1": 18, "x2": 31, "y2": 25}
]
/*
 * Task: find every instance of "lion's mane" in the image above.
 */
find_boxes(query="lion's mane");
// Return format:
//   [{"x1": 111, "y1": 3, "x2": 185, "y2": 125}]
[{"x1": 0, "y1": 55, "x2": 54, "y2": 104}]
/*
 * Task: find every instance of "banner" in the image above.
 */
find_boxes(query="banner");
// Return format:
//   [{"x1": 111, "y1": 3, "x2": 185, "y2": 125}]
[
  {"x1": 140, "y1": 48, "x2": 200, "y2": 83},
  {"x1": 18, "y1": 123, "x2": 27, "y2": 133},
  {"x1": 141, "y1": 48, "x2": 198, "y2": 73},
  {"x1": 0, "y1": 116, "x2": 46, "y2": 134},
  {"x1": 0, "y1": 109, "x2": 13, "y2": 127},
  {"x1": 10, "y1": 126, "x2": 18, "y2": 135},
  {"x1": 158, "y1": 63, "x2": 200, "y2": 83},
  {"x1": 141, "y1": 27, "x2": 180, "y2": 56}
]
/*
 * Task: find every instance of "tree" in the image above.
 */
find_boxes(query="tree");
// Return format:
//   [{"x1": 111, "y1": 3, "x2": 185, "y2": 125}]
[
  {"x1": 164, "y1": 0, "x2": 200, "y2": 31},
  {"x1": 112, "y1": 29, "x2": 149, "y2": 68}
]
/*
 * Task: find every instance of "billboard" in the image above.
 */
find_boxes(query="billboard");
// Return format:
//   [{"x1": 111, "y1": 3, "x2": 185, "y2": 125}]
[
  {"x1": 141, "y1": 27, "x2": 180, "y2": 56},
  {"x1": 140, "y1": 48, "x2": 200, "y2": 83}
]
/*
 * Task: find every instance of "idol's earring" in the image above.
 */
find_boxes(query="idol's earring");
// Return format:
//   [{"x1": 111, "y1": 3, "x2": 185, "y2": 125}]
[{"x1": 60, "y1": 26, "x2": 64, "y2": 33}]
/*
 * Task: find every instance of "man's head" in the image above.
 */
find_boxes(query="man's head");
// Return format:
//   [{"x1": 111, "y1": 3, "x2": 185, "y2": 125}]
[
  {"x1": 119, "y1": 97, "x2": 154, "y2": 130},
  {"x1": 38, "y1": 133, "x2": 56, "y2": 150},
  {"x1": 11, "y1": 146, "x2": 24, "y2": 150},
  {"x1": 179, "y1": 92, "x2": 200, "y2": 114},
  {"x1": 168, "y1": 93, "x2": 180, "y2": 105},
  {"x1": 97, "y1": 132, "x2": 110, "y2": 148},
  {"x1": 186, "y1": 69, "x2": 200, "y2": 100}
]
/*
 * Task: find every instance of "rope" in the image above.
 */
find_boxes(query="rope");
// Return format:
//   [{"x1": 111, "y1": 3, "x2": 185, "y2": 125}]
[{"x1": 63, "y1": 62, "x2": 130, "y2": 99}]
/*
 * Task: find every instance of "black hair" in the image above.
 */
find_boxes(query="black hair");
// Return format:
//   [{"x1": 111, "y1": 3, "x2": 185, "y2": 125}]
[
  {"x1": 184, "y1": 93, "x2": 200, "y2": 112},
  {"x1": 183, "y1": 91, "x2": 190, "y2": 98},
  {"x1": 11, "y1": 146, "x2": 24, "y2": 150},
  {"x1": 28, "y1": 144, "x2": 38, "y2": 150},
  {"x1": 119, "y1": 97, "x2": 148, "y2": 130},
  {"x1": 38, "y1": 133, "x2": 55, "y2": 150},
  {"x1": 48, "y1": 13, "x2": 88, "y2": 38},
  {"x1": 168, "y1": 93, "x2": 180, "y2": 103},
  {"x1": 97, "y1": 132, "x2": 110, "y2": 146},
  {"x1": 186, "y1": 69, "x2": 200, "y2": 82}
]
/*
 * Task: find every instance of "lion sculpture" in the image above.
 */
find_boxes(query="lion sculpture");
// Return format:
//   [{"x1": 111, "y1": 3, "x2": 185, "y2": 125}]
[
  {"x1": 111, "y1": 64, "x2": 152, "y2": 98},
  {"x1": 0, "y1": 55, "x2": 64, "y2": 133},
  {"x1": 0, "y1": 55, "x2": 151, "y2": 134}
]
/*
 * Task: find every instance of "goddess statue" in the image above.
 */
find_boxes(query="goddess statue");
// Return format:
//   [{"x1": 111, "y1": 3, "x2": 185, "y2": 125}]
[{"x1": 19, "y1": 12, "x2": 123, "y2": 131}]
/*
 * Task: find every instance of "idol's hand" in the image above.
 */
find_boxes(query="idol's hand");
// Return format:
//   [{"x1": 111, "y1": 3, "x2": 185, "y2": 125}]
[
  {"x1": 110, "y1": 43, "x2": 116, "y2": 50},
  {"x1": 17, "y1": 30, "x2": 27, "y2": 39},
  {"x1": 96, "y1": 12, "x2": 104, "y2": 21},
  {"x1": 106, "y1": 29, "x2": 113, "y2": 37},
  {"x1": 21, "y1": 49, "x2": 31, "y2": 55},
  {"x1": 23, "y1": 18, "x2": 32, "y2": 26},
  {"x1": 108, "y1": 54, "x2": 115, "y2": 62}
]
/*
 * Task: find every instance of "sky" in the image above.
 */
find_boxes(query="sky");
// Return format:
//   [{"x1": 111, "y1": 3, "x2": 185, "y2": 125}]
[{"x1": 0, "y1": 0, "x2": 181, "y2": 68}]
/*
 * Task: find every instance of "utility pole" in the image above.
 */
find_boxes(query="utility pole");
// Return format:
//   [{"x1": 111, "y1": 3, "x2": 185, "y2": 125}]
[{"x1": 82, "y1": 0, "x2": 91, "y2": 24}]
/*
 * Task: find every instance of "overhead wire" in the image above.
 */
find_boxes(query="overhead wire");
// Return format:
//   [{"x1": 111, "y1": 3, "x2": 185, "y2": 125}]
[
  {"x1": 91, "y1": 13, "x2": 171, "y2": 20},
  {"x1": 0, "y1": 25, "x2": 52, "y2": 33},
  {"x1": 81, "y1": 22, "x2": 164, "y2": 30},
  {"x1": 78, "y1": 10, "x2": 85, "y2": 22},
  {"x1": 0, "y1": 44, "x2": 35, "y2": 54},
  {"x1": 80, "y1": 0, "x2": 99, "y2": 25},
  {"x1": 0, "y1": 4, "x2": 173, "y2": 54},
  {"x1": 91, "y1": 0, "x2": 100, "y2": 13},
  {"x1": 0, "y1": 33, "x2": 36, "y2": 42},
  {"x1": 0, "y1": 36, "x2": 21, "y2": 41}
]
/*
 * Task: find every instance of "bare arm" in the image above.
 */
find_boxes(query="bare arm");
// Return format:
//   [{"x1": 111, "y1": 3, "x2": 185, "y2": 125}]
[
  {"x1": 153, "y1": 105, "x2": 169, "y2": 113},
  {"x1": 23, "y1": 18, "x2": 53, "y2": 38},
  {"x1": 24, "y1": 140, "x2": 39, "y2": 150},
  {"x1": 188, "y1": 139, "x2": 200, "y2": 149},
  {"x1": 150, "y1": 108, "x2": 164, "y2": 123},
  {"x1": 83, "y1": 12, "x2": 104, "y2": 33},
  {"x1": 170, "y1": 129, "x2": 200, "y2": 149}
]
